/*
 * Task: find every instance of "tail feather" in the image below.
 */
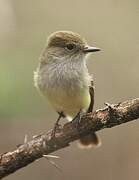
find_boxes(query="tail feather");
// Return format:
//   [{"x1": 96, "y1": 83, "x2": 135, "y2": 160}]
[{"x1": 78, "y1": 132, "x2": 101, "y2": 149}]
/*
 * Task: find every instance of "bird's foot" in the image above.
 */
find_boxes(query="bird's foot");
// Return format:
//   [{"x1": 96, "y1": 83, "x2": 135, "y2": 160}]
[
  {"x1": 72, "y1": 109, "x2": 84, "y2": 129},
  {"x1": 51, "y1": 122, "x2": 61, "y2": 138},
  {"x1": 51, "y1": 112, "x2": 64, "y2": 138}
]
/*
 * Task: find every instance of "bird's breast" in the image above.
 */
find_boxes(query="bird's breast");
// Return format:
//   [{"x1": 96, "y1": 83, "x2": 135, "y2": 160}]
[{"x1": 35, "y1": 62, "x2": 92, "y2": 118}]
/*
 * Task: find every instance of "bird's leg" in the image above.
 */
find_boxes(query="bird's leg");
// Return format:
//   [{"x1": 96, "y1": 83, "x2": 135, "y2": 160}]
[
  {"x1": 71, "y1": 109, "x2": 84, "y2": 128},
  {"x1": 51, "y1": 112, "x2": 65, "y2": 138}
]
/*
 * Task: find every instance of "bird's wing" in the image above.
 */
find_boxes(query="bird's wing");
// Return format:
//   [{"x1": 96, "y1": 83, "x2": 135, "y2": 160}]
[
  {"x1": 87, "y1": 80, "x2": 94, "y2": 113},
  {"x1": 78, "y1": 80, "x2": 101, "y2": 148}
]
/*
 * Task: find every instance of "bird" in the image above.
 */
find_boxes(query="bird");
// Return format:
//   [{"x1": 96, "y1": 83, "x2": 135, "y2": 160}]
[{"x1": 34, "y1": 31, "x2": 101, "y2": 148}]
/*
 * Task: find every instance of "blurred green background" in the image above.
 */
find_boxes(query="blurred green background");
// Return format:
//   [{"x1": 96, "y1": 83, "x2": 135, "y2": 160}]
[{"x1": 0, "y1": 0, "x2": 139, "y2": 180}]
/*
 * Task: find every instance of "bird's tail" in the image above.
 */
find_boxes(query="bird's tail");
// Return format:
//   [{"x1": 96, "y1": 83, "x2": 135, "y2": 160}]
[{"x1": 77, "y1": 132, "x2": 101, "y2": 149}]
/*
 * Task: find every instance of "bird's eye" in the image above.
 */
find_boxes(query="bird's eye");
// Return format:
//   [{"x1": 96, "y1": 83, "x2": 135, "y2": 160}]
[{"x1": 65, "y1": 43, "x2": 76, "y2": 51}]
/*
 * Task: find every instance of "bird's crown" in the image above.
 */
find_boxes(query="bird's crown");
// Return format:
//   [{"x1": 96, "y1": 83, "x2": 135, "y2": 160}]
[{"x1": 47, "y1": 31, "x2": 86, "y2": 48}]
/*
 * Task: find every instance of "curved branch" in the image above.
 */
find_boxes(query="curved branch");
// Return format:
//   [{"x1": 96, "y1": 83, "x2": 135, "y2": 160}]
[{"x1": 0, "y1": 98, "x2": 139, "y2": 179}]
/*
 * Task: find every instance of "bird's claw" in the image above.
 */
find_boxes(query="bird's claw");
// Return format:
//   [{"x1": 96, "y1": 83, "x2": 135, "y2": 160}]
[
  {"x1": 51, "y1": 123, "x2": 62, "y2": 138},
  {"x1": 72, "y1": 110, "x2": 84, "y2": 129}
]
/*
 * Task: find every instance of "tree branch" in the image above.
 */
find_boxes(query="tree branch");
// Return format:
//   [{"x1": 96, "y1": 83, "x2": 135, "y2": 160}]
[{"x1": 0, "y1": 98, "x2": 139, "y2": 179}]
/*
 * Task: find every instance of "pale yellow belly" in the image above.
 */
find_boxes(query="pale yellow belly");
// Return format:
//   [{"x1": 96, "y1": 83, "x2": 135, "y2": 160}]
[{"x1": 45, "y1": 88, "x2": 90, "y2": 120}]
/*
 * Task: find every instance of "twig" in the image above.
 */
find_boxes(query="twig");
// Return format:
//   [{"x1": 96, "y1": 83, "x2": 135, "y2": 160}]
[{"x1": 0, "y1": 98, "x2": 139, "y2": 179}]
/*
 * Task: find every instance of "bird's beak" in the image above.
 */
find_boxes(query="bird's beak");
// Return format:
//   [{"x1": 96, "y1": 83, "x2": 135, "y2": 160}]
[{"x1": 83, "y1": 46, "x2": 101, "y2": 53}]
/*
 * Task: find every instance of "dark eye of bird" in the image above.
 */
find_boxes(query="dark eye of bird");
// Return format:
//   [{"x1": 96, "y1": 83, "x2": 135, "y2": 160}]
[{"x1": 65, "y1": 43, "x2": 76, "y2": 51}]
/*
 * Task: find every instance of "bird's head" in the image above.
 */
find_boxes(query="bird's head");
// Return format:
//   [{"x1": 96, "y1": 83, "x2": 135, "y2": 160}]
[{"x1": 41, "y1": 31, "x2": 100, "y2": 64}]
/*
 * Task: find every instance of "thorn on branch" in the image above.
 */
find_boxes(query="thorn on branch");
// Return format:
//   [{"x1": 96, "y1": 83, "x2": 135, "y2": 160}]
[
  {"x1": 24, "y1": 134, "x2": 28, "y2": 144},
  {"x1": 43, "y1": 154, "x2": 60, "y2": 159},
  {"x1": 43, "y1": 154, "x2": 62, "y2": 173}
]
